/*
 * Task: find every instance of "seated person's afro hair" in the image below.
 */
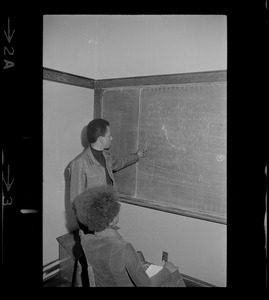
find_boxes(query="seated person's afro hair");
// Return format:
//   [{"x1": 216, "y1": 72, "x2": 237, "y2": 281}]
[{"x1": 72, "y1": 185, "x2": 121, "y2": 233}]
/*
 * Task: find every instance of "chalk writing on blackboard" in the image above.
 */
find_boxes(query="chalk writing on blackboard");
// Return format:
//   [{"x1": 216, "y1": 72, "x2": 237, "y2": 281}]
[
  {"x1": 101, "y1": 77, "x2": 227, "y2": 221},
  {"x1": 161, "y1": 125, "x2": 186, "y2": 151},
  {"x1": 137, "y1": 82, "x2": 226, "y2": 215}
]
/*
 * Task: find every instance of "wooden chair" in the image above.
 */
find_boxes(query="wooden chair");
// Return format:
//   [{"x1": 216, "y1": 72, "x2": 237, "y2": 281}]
[
  {"x1": 56, "y1": 230, "x2": 91, "y2": 287},
  {"x1": 57, "y1": 231, "x2": 153, "y2": 287}
]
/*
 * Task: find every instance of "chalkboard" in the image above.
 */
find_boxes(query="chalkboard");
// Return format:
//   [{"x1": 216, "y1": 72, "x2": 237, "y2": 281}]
[
  {"x1": 100, "y1": 71, "x2": 227, "y2": 223},
  {"x1": 102, "y1": 89, "x2": 139, "y2": 196}
]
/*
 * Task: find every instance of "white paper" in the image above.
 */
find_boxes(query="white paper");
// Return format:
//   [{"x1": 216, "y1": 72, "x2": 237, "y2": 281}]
[{"x1": 146, "y1": 264, "x2": 163, "y2": 277}]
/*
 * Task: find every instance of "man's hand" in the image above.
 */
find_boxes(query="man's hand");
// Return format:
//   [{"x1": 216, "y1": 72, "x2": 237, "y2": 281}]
[{"x1": 137, "y1": 148, "x2": 147, "y2": 158}]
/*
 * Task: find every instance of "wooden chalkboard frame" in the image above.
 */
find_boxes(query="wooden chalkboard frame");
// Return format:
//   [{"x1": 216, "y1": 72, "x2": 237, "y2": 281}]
[
  {"x1": 43, "y1": 67, "x2": 226, "y2": 224},
  {"x1": 95, "y1": 70, "x2": 227, "y2": 225},
  {"x1": 43, "y1": 67, "x2": 95, "y2": 89},
  {"x1": 119, "y1": 194, "x2": 225, "y2": 224}
]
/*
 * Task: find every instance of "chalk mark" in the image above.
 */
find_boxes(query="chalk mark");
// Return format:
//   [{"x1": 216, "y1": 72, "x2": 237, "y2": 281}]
[{"x1": 161, "y1": 125, "x2": 186, "y2": 151}]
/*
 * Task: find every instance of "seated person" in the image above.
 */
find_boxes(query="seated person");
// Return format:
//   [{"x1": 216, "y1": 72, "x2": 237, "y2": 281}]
[{"x1": 72, "y1": 185, "x2": 185, "y2": 287}]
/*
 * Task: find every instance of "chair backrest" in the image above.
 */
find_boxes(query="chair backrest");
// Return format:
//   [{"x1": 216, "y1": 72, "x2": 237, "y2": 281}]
[
  {"x1": 57, "y1": 230, "x2": 93, "y2": 287},
  {"x1": 87, "y1": 263, "x2": 96, "y2": 287},
  {"x1": 78, "y1": 243, "x2": 96, "y2": 287},
  {"x1": 56, "y1": 229, "x2": 84, "y2": 260},
  {"x1": 76, "y1": 250, "x2": 97, "y2": 287}
]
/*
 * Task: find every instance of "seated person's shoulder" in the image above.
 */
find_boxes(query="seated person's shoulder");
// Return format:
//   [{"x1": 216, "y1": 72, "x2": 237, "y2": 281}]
[
  {"x1": 121, "y1": 242, "x2": 137, "y2": 258},
  {"x1": 107, "y1": 236, "x2": 134, "y2": 254}
]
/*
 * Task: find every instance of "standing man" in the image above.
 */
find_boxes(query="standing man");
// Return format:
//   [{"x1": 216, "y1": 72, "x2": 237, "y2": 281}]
[{"x1": 69, "y1": 118, "x2": 146, "y2": 203}]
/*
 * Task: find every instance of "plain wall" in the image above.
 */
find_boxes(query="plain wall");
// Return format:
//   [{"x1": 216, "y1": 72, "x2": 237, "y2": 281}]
[
  {"x1": 43, "y1": 15, "x2": 227, "y2": 286},
  {"x1": 118, "y1": 204, "x2": 226, "y2": 286},
  {"x1": 43, "y1": 15, "x2": 227, "y2": 79},
  {"x1": 43, "y1": 80, "x2": 94, "y2": 265}
]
